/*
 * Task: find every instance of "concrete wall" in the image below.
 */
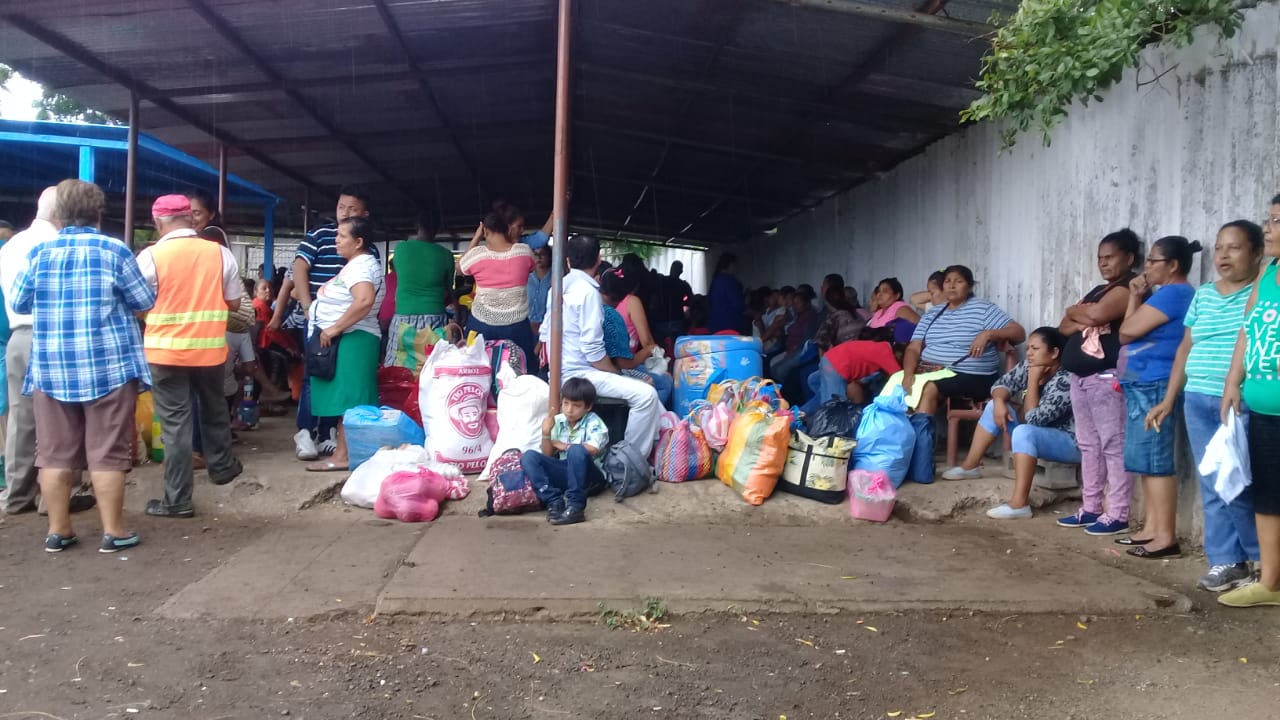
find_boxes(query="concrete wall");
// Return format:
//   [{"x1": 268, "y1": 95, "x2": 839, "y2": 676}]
[{"x1": 733, "y1": 3, "x2": 1280, "y2": 543}]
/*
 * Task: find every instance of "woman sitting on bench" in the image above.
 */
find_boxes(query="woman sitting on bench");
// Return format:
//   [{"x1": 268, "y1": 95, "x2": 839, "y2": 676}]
[{"x1": 939, "y1": 327, "x2": 1079, "y2": 520}]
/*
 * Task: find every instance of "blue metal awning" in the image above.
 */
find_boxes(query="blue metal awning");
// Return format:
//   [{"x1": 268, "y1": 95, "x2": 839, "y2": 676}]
[
  {"x1": 0, "y1": 118, "x2": 281, "y2": 259},
  {"x1": 0, "y1": 119, "x2": 279, "y2": 207}
]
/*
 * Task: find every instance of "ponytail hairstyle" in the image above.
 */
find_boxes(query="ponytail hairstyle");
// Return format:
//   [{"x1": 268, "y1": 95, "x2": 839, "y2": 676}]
[
  {"x1": 1152, "y1": 235, "x2": 1203, "y2": 276},
  {"x1": 1030, "y1": 325, "x2": 1067, "y2": 356},
  {"x1": 482, "y1": 200, "x2": 523, "y2": 236},
  {"x1": 1100, "y1": 228, "x2": 1143, "y2": 271}
]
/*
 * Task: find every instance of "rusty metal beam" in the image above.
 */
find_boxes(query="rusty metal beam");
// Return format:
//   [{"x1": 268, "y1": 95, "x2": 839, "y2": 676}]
[
  {"x1": 370, "y1": 0, "x2": 485, "y2": 198},
  {"x1": 616, "y1": 0, "x2": 752, "y2": 233},
  {"x1": 185, "y1": 0, "x2": 424, "y2": 207},
  {"x1": 666, "y1": 0, "x2": 969, "y2": 242},
  {"x1": 161, "y1": 55, "x2": 554, "y2": 99},
  {"x1": 574, "y1": 120, "x2": 875, "y2": 176},
  {"x1": 4, "y1": 13, "x2": 325, "y2": 196},
  {"x1": 772, "y1": 0, "x2": 992, "y2": 36}
]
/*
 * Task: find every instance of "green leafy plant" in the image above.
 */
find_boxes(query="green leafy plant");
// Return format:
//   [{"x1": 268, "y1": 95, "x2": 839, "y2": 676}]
[
  {"x1": 598, "y1": 597, "x2": 668, "y2": 631},
  {"x1": 961, "y1": 0, "x2": 1243, "y2": 148}
]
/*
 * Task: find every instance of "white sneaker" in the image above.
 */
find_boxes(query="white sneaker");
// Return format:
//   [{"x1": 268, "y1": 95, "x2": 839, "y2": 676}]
[
  {"x1": 317, "y1": 427, "x2": 338, "y2": 457},
  {"x1": 941, "y1": 465, "x2": 983, "y2": 481},
  {"x1": 294, "y1": 429, "x2": 319, "y2": 461},
  {"x1": 986, "y1": 503, "x2": 1033, "y2": 519}
]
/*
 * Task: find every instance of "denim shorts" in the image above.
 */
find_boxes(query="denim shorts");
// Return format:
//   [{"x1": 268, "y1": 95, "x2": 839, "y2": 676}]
[{"x1": 1122, "y1": 380, "x2": 1178, "y2": 476}]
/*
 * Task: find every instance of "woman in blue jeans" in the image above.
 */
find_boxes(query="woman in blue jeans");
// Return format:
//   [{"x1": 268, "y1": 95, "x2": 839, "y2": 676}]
[
  {"x1": 937, "y1": 328, "x2": 1079, "y2": 518},
  {"x1": 1116, "y1": 235, "x2": 1201, "y2": 556},
  {"x1": 1145, "y1": 220, "x2": 1263, "y2": 589}
]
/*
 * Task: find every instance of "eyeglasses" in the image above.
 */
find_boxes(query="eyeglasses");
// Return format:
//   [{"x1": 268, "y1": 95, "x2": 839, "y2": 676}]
[
  {"x1": 1145, "y1": 257, "x2": 1171, "y2": 265},
  {"x1": 1264, "y1": 216, "x2": 1280, "y2": 227}
]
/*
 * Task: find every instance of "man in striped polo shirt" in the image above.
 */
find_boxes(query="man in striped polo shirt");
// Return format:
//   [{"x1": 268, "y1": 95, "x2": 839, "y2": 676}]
[{"x1": 283, "y1": 186, "x2": 379, "y2": 461}]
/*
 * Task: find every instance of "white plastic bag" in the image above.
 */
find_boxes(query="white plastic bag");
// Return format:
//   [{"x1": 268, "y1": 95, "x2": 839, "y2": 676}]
[
  {"x1": 418, "y1": 335, "x2": 495, "y2": 473},
  {"x1": 1199, "y1": 408, "x2": 1252, "y2": 504},
  {"x1": 340, "y1": 445, "x2": 430, "y2": 508},
  {"x1": 480, "y1": 374, "x2": 550, "y2": 480},
  {"x1": 644, "y1": 346, "x2": 669, "y2": 375}
]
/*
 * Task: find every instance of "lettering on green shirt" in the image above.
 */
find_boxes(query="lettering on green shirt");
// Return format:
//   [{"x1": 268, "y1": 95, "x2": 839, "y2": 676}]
[{"x1": 1245, "y1": 262, "x2": 1280, "y2": 416}]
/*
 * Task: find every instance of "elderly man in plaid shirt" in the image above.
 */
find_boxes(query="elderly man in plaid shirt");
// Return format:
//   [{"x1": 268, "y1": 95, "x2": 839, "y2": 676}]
[{"x1": 12, "y1": 179, "x2": 156, "y2": 554}]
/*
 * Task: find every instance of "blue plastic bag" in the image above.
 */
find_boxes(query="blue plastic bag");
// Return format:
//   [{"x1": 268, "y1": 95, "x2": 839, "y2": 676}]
[
  {"x1": 343, "y1": 405, "x2": 427, "y2": 471},
  {"x1": 852, "y1": 386, "x2": 916, "y2": 488},
  {"x1": 907, "y1": 413, "x2": 936, "y2": 485}
]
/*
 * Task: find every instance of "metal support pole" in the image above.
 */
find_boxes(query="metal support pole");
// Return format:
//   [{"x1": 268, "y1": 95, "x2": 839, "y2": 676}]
[
  {"x1": 263, "y1": 201, "x2": 276, "y2": 279},
  {"x1": 302, "y1": 188, "x2": 310, "y2": 234},
  {"x1": 548, "y1": 0, "x2": 573, "y2": 409},
  {"x1": 217, "y1": 143, "x2": 228, "y2": 217},
  {"x1": 124, "y1": 92, "x2": 139, "y2": 249}
]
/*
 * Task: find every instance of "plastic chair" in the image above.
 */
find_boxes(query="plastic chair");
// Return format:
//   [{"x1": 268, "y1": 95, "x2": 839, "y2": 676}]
[{"x1": 944, "y1": 344, "x2": 1020, "y2": 468}]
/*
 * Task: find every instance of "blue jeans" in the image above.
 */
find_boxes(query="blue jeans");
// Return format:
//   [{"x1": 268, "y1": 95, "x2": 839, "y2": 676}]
[
  {"x1": 465, "y1": 315, "x2": 536, "y2": 372},
  {"x1": 1184, "y1": 391, "x2": 1259, "y2": 565},
  {"x1": 977, "y1": 403, "x2": 1081, "y2": 464},
  {"x1": 520, "y1": 446, "x2": 606, "y2": 511},
  {"x1": 801, "y1": 358, "x2": 848, "y2": 415},
  {"x1": 1122, "y1": 381, "x2": 1179, "y2": 476},
  {"x1": 625, "y1": 367, "x2": 673, "y2": 410}
]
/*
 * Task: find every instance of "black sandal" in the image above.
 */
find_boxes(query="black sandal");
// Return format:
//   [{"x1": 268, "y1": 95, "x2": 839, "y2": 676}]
[
  {"x1": 1126, "y1": 544, "x2": 1182, "y2": 559},
  {"x1": 1115, "y1": 536, "x2": 1152, "y2": 546}
]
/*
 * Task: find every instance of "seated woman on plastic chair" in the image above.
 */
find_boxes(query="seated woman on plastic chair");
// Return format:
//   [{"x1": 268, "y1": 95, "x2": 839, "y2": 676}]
[
  {"x1": 939, "y1": 327, "x2": 1079, "y2": 520},
  {"x1": 900, "y1": 266, "x2": 1025, "y2": 407},
  {"x1": 898, "y1": 265, "x2": 1026, "y2": 458}
]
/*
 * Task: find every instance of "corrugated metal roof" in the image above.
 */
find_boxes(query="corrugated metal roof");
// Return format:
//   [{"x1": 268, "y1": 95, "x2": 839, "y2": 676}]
[{"x1": 0, "y1": 0, "x2": 1015, "y2": 244}]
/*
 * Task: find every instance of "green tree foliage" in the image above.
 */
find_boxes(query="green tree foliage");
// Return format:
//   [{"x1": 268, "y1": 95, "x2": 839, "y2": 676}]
[
  {"x1": 35, "y1": 89, "x2": 120, "y2": 125},
  {"x1": 0, "y1": 63, "x2": 119, "y2": 125},
  {"x1": 961, "y1": 0, "x2": 1243, "y2": 147}
]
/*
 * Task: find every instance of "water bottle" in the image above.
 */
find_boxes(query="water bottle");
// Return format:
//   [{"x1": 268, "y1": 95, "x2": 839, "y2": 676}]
[
  {"x1": 239, "y1": 377, "x2": 259, "y2": 427},
  {"x1": 151, "y1": 411, "x2": 164, "y2": 462}
]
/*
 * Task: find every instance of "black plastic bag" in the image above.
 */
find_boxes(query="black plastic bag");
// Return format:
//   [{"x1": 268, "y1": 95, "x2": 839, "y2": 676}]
[{"x1": 806, "y1": 400, "x2": 864, "y2": 439}]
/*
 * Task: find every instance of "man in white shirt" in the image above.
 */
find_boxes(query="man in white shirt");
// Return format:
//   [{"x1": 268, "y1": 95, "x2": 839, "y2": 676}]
[
  {"x1": 538, "y1": 235, "x2": 661, "y2": 458},
  {"x1": 1, "y1": 187, "x2": 97, "y2": 515}
]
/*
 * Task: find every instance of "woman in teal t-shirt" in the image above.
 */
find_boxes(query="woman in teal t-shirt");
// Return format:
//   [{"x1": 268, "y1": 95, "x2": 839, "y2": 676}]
[
  {"x1": 1222, "y1": 194, "x2": 1280, "y2": 608},
  {"x1": 1147, "y1": 221, "x2": 1262, "y2": 591},
  {"x1": 1115, "y1": 235, "x2": 1201, "y2": 556}
]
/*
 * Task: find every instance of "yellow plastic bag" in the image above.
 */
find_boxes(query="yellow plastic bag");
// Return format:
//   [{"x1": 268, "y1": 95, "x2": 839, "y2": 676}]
[
  {"x1": 135, "y1": 391, "x2": 154, "y2": 448},
  {"x1": 716, "y1": 406, "x2": 792, "y2": 505}
]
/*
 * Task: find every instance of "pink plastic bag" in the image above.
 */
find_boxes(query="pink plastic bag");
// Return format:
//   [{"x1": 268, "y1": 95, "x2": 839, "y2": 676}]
[
  {"x1": 374, "y1": 467, "x2": 470, "y2": 523},
  {"x1": 690, "y1": 393, "x2": 737, "y2": 452},
  {"x1": 848, "y1": 469, "x2": 896, "y2": 523}
]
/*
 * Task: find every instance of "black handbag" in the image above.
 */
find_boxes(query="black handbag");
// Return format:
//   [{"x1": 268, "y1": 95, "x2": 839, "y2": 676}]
[{"x1": 306, "y1": 328, "x2": 341, "y2": 380}]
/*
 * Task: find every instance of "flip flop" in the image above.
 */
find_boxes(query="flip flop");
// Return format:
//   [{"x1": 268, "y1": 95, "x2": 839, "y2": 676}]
[{"x1": 305, "y1": 461, "x2": 349, "y2": 473}]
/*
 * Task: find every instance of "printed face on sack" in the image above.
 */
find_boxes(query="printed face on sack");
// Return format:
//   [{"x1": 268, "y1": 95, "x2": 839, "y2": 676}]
[{"x1": 447, "y1": 383, "x2": 486, "y2": 439}]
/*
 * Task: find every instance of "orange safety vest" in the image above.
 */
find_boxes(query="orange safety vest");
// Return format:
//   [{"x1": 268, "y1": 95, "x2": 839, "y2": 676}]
[{"x1": 144, "y1": 235, "x2": 230, "y2": 367}]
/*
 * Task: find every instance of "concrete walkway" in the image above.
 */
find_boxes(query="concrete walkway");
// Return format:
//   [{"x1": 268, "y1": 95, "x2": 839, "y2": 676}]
[{"x1": 143, "y1": 421, "x2": 1190, "y2": 623}]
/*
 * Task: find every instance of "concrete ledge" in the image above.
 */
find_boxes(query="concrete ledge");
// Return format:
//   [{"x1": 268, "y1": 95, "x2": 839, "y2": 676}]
[{"x1": 375, "y1": 520, "x2": 1190, "y2": 620}]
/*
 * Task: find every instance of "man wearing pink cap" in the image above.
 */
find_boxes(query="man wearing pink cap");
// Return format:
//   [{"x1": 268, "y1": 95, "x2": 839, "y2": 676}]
[{"x1": 135, "y1": 194, "x2": 244, "y2": 518}]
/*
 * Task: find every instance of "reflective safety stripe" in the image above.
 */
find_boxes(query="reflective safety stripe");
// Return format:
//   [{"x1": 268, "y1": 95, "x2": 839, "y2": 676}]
[
  {"x1": 143, "y1": 335, "x2": 228, "y2": 350},
  {"x1": 146, "y1": 309, "x2": 229, "y2": 325}
]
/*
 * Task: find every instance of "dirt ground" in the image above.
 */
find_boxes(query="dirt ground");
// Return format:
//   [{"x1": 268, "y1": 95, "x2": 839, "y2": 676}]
[
  {"x1": 2, "y1": 417, "x2": 1278, "y2": 719},
  {"x1": 1, "y1": 508, "x2": 1277, "y2": 720}
]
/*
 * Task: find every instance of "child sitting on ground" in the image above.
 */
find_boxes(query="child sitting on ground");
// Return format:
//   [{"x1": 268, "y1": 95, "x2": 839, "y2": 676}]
[{"x1": 520, "y1": 377, "x2": 611, "y2": 526}]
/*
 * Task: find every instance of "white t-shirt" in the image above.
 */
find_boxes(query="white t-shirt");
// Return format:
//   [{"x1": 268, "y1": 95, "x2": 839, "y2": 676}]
[{"x1": 309, "y1": 252, "x2": 384, "y2": 337}]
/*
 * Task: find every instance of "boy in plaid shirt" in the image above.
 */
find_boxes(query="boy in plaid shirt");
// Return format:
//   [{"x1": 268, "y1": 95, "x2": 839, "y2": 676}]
[{"x1": 521, "y1": 377, "x2": 610, "y2": 526}]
